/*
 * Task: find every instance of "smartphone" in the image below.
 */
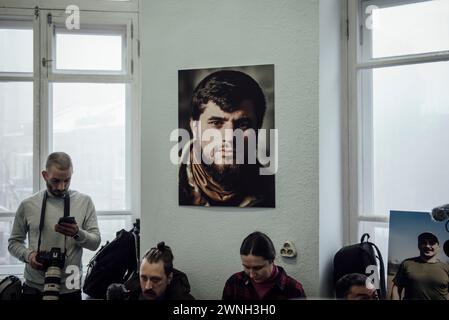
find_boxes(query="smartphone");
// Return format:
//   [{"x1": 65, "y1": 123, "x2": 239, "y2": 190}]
[{"x1": 58, "y1": 216, "x2": 76, "y2": 225}]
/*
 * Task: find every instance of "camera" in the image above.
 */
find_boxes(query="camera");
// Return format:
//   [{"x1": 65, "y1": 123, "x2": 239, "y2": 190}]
[
  {"x1": 106, "y1": 283, "x2": 130, "y2": 300},
  {"x1": 36, "y1": 248, "x2": 66, "y2": 300}
]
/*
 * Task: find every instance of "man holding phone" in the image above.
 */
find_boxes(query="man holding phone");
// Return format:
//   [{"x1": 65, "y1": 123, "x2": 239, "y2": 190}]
[{"x1": 8, "y1": 152, "x2": 101, "y2": 300}]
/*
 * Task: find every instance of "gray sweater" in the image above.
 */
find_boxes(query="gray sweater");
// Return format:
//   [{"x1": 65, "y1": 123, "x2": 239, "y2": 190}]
[{"x1": 8, "y1": 189, "x2": 101, "y2": 294}]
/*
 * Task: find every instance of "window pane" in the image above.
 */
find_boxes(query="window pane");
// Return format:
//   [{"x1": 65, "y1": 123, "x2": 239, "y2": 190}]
[
  {"x1": 371, "y1": 1, "x2": 449, "y2": 58},
  {"x1": 0, "y1": 82, "x2": 33, "y2": 213},
  {"x1": 0, "y1": 217, "x2": 22, "y2": 267},
  {"x1": 56, "y1": 31, "x2": 123, "y2": 71},
  {"x1": 0, "y1": 23, "x2": 33, "y2": 73},
  {"x1": 364, "y1": 61, "x2": 449, "y2": 216},
  {"x1": 52, "y1": 83, "x2": 127, "y2": 211}
]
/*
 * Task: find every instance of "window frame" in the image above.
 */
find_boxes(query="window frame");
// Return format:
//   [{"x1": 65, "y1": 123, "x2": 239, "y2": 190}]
[
  {"x1": 0, "y1": 0, "x2": 139, "y2": 13},
  {"x1": 347, "y1": 0, "x2": 449, "y2": 244},
  {"x1": 0, "y1": 9, "x2": 40, "y2": 213},
  {"x1": 0, "y1": 4, "x2": 141, "y2": 273},
  {"x1": 40, "y1": 8, "x2": 140, "y2": 217}
]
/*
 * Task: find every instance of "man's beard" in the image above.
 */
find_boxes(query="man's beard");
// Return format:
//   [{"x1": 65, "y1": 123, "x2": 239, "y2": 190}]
[
  {"x1": 204, "y1": 162, "x2": 259, "y2": 190},
  {"x1": 204, "y1": 163, "x2": 242, "y2": 189},
  {"x1": 198, "y1": 142, "x2": 259, "y2": 190},
  {"x1": 142, "y1": 289, "x2": 157, "y2": 300},
  {"x1": 46, "y1": 182, "x2": 68, "y2": 198}
]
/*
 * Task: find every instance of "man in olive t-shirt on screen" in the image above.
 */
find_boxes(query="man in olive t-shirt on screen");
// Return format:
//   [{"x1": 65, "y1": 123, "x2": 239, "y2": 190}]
[{"x1": 391, "y1": 232, "x2": 449, "y2": 300}]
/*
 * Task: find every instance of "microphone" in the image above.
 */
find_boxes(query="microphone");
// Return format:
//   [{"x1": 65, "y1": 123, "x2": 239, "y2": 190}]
[
  {"x1": 106, "y1": 283, "x2": 130, "y2": 300},
  {"x1": 431, "y1": 204, "x2": 449, "y2": 258},
  {"x1": 431, "y1": 204, "x2": 449, "y2": 222},
  {"x1": 444, "y1": 240, "x2": 449, "y2": 258}
]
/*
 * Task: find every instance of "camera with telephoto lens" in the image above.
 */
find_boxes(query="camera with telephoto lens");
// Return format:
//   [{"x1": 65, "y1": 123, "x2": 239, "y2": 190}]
[{"x1": 36, "y1": 248, "x2": 66, "y2": 300}]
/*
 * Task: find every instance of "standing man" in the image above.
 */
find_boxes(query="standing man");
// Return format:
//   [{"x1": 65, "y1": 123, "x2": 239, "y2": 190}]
[
  {"x1": 179, "y1": 69, "x2": 275, "y2": 207},
  {"x1": 8, "y1": 152, "x2": 101, "y2": 300},
  {"x1": 391, "y1": 232, "x2": 449, "y2": 300}
]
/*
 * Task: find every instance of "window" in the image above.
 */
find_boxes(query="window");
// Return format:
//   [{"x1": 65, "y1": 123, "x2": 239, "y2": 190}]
[
  {"x1": 348, "y1": 0, "x2": 449, "y2": 259},
  {"x1": 0, "y1": 4, "x2": 140, "y2": 275}
]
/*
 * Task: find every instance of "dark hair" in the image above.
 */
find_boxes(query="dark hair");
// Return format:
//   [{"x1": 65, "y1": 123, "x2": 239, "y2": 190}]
[
  {"x1": 143, "y1": 242, "x2": 174, "y2": 276},
  {"x1": 335, "y1": 273, "x2": 368, "y2": 299},
  {"x1": 46, "y1": 152, "x2": 73, "y2": 171},
  {"x1": 191, "y1": 70, "x2": 267, "y2": 128},
  {"x1": 418, "y1": 232, "x2": 439, "y2": 245},
  {"x1": 240, "y1": 231, "x2": 275, "y2": 262}
]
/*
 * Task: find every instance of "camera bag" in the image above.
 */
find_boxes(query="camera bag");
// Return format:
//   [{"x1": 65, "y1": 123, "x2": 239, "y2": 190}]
[
  {"x1": 83, "y1": 220, "x2": 140, "y2": 299},
  {"x1": 0, "y1": 275, "x2": 22, "y2": 300}
]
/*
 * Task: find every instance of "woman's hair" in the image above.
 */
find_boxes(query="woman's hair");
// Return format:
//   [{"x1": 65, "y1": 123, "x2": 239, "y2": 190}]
[
  {"x1": 240, "y1": 231, "x2": 275, "y2": 262},
  {"x1": 143, "y1": 242, "x2": 174, "y2": 275}
]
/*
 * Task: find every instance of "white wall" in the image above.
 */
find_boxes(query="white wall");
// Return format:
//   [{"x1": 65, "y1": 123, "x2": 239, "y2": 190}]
[
  {"x1": 319, "y1": 0, "x2": 346, "y2": 298},
  {"x1": 141, "y1": 0, "x2": 320, "y2": 299}
]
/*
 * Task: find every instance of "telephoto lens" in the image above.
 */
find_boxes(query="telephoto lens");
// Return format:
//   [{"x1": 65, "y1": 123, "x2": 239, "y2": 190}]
[
  {"x1": 41, "y1": 248, "x2": 65, "y2": 300},
  {"x1": 43, "y1": 266, "x2": 62, "y2": 300}
]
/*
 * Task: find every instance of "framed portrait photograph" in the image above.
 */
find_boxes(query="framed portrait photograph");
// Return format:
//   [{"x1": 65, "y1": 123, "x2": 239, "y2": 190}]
[{"x1": 178, "y1": 65, "x2": 275, "y2": 208}]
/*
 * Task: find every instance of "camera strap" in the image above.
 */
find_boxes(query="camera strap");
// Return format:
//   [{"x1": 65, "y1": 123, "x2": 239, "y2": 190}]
[{"x1": 37, "y1": 191, "x2": 70, "y2": 254}]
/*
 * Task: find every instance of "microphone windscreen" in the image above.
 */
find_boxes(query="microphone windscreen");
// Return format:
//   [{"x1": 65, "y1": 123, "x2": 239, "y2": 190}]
[
  {"x1": 431, "y1": 204, "x2": 449, "y2": 222},
  {"x1": 106, "y1": 283, "x2": 128, "y2": 300},
  {"x1": 443, "y1": 240, "x2": 449, "y2": 258}
]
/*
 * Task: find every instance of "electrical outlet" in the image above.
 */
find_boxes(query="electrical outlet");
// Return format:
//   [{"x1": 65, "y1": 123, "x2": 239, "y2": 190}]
[{"x1": 280, "y1": 241, "x2": 297, "y2": 258}]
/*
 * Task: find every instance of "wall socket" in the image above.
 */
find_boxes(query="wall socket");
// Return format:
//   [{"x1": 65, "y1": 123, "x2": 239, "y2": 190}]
[{"x1": 280, "y1": 241, "x2": 297, "y2": 258}]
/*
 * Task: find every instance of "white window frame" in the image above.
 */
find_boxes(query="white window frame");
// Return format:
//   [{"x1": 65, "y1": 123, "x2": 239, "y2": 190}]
[
  {"x1": 0, "y1": 0, "x2": 139, "y2": 13},
  {"x1": 0, "y1": 9, "x2": 39, "y2": 275},
  {"x1": 0, "y1": 8, "x2": 40, "y2": 214},
  {"x1": 347, "y1": 0, "x2": 449, "y2": 243},
  {"x1": 0, "y1": 3, "x2": 141, "y2": 274}
]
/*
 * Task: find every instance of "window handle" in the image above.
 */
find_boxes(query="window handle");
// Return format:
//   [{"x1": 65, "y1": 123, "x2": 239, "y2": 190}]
[{"x1": 42, "y1": 58, "x2": 53, "y2": 67}]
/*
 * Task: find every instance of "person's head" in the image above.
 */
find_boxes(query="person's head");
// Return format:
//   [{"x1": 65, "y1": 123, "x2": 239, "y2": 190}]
[
  {"x1": 190, "y1": 70, "x2": 267, "y2": 179},
  {"x1": 42, "y1": 152, "x2": 73, "y2": 198},
  {"x1": 139, "y1": 242, "x2": 174, "y2": 300},
  {"x1": 240, "y1": 231, "x2": 275, "y2": 283},
  {"x1": 335, "y1": 273, "x2": 379, "y2": 300},
  {"x1": 418, "y1": 232, "x2": 440, "y2": 260}
]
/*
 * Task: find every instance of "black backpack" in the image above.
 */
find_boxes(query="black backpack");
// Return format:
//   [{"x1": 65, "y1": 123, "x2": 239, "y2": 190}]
[
  {"x1": 0, "y1": 275, "x2": 22, "y2": 300},
  {"x1": 333, "y1": 233, "x2": 386, "y2": 299},
  {"x1": 83, "y1": 219, "x2": 140, "y2": 299}
]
